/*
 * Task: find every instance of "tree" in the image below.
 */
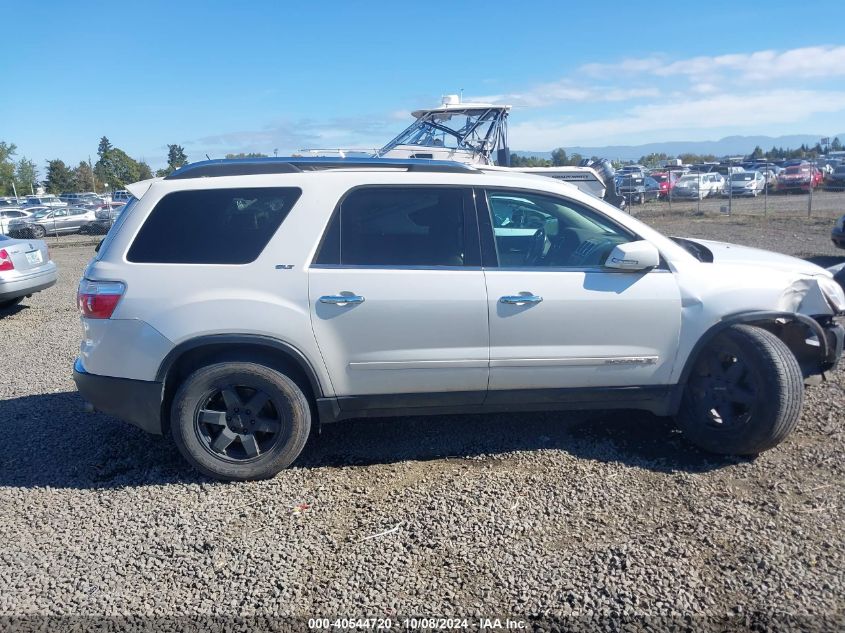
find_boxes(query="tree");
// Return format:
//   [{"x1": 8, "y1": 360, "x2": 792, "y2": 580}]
[
  {"x1": 137, "y1": 160, "x2": 153, "y2": 180},
  {"x1": 0, "y1": 141, "x2": 17, "y2": 196},
  {"x1": 44, "y1": 159, "x2": 76, "y2": 194},
  {"x1": 832, "y1": 137, "x2": 842, "y2": 152},
  {"x1": 225, "y1": 152, "x2": 269, "y2": 159},
  {"x1": 155, "y1": 144, "x2": 189, "y2": 177},
  {"x1": 14, "y1": 158, "x2": 38, "y2": 196},
  {"x1": 97, "y1": 136, "x2": 113, "y2": 158},
  {"x1": 638, "y1": 152, "x2": 670, "y2": 167},
  {"x1": 509, "y1": 153, "x2": 551, "y2": 167},
  {"x1": 550, "y1": 148, "x2": 568, "y2": 166},
  {"x1": 748, "y1": 146, "x2": 764, "y2": 160},
  {"x1": 167, "y1": 144, "x2": 188, "y2": 170},
  {"x1": 74, "y1": 161, "x2": 98, "y2": 192},
  {"x1": 95, "y1": 147, "x2": 141, "y2": 190}
]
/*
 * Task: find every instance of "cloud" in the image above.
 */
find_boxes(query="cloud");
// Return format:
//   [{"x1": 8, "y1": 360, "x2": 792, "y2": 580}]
[
  {"x1": 188, "y1": 114, "x2": 395, "y2": 156},
  {"x1": 470, "y1": 81, "x2": 659, "y2": 108},
  {"x1": 581, "y1": 45, "x2": 845, "y2": 83},
  {"x1": 509, "y1": 89, "x2": 845, "y2": 147}
]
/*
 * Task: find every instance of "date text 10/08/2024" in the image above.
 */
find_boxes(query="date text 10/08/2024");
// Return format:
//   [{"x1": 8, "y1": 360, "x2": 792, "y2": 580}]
[{"x1": 307, "y1": 618, "x2": 527, "y2": 630}]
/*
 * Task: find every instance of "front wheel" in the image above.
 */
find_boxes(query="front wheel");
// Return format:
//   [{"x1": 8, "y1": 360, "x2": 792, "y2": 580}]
[
  {"x1": 170, "y1": 362, "x2": 312, "y2": 480},
  {"x1": 676, "y1": 324, "x2": 803, "y2": 455},
  {"x1": 30, "y1": 225, "x2": 46, "y2": 238}
]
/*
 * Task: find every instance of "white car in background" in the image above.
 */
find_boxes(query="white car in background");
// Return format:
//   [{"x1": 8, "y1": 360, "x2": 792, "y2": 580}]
[
  {"x1": 673, "y1": 173, "x2": 725, "y2": 199},
  {"x1": 0, "y1": 208, "x2": 32, "y2": 234},
  {"x1": 23, "y1": 195, "x2": 67, "y2": 208},
  {"x1": 725, "y1": 171, "x2": 767, "y2": 197}
]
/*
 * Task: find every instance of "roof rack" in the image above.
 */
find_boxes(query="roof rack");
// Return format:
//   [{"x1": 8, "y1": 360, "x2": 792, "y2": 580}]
[{"x1": 165, "y1": 157, "x2": 479, "y2": 180}]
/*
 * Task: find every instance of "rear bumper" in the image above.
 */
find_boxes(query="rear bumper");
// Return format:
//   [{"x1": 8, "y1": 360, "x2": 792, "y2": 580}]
[
  {"x1": 0, "y1": 266, "x2": 57, "y2": 300},
  {"x1": 73, "y1": 358, "x2": 164, "y2": 434}
]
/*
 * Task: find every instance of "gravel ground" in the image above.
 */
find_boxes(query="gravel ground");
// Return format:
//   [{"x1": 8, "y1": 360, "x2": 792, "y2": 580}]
[{"x1": 1, "y1": 213, "x2": 844, "y2": 631}]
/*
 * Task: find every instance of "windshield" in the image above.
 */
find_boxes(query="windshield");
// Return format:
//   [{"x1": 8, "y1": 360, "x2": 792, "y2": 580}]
[
  {"x1": 32, "y1": 210, "x2": 51, "y2": 219},
  {"x1": 387, "y1": 108, "x2": 504, "y2": 153}
]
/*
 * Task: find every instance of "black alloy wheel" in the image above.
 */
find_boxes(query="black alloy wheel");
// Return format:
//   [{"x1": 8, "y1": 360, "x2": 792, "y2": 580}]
[{"x1": 194, "y1": 384, "x2": 285, "y2": 461}]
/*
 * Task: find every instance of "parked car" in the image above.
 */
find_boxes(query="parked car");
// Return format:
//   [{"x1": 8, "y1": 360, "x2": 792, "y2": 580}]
[
  {"x1": 673, "y1": 173, "x2": 724, "y2": 199},
  {"x1": 724, "y1": 171, "x2": 766, "y2": 197},
  {"x1": 6, "y1": 206, "x2": 95, "y2": 238},
  {"x1": 777, "y1": 165, "x2": 823, "y2": 193},
  {"x1": 617, "y1": 164, "x2": 646, "y2": 177},
  {"x1": 650, "y1": 171, "x2": 679, "y2": 198},
  {"x1": 832, "y1": 215, "x2": 845, "y2": 249},
  {"x1": 87, "y1": 203, "x2": 127, "y2": 234},
  {"x1": 0, "y1": 197, "x2": 21, "y2": 208},
  {"x1": 0, "y1": 234, "x2": 57, "y2": 310},
  {"x1": 60, "y1": 192, "x2": 103, "y2": 206},
  {"x1": 825, "y1": 166, "x2": 845, "y2": 191},
  {"x1": 111, "y1": 190, "x2": 132, "y2": 203},
  {"x1": 73, "y1": 157, "x2": 845, "y2": 480},
  {"x1": 22, "y1": 195, "x2": 66, "y2": 208},
  {"x1": 617, "y1": 175, "x2": 661, "y2": 204},
  {"x1": 0, "y1": 208, "x2": 32, "y2": 234}
]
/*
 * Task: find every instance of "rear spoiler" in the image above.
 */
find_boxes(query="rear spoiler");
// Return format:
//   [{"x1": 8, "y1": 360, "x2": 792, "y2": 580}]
[{"x1": 125, "y1": 177, "x2": 163, "y2": 200}]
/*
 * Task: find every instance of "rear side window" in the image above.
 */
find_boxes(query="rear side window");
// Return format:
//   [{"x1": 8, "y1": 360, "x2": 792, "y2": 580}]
[
  {"x1": 314, "y1": 187, "x2": 475, "y2": 267},
  {"x1": 127, "y1": 187, "x2": 301, "y2": 264}
]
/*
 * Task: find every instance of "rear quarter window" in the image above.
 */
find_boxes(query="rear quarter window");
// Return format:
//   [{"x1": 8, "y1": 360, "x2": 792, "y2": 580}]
[{"x1": 127, "y1": 187, "x2": 301, "y2": 264}]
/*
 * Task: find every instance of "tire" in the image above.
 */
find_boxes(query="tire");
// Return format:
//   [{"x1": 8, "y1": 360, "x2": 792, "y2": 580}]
[
  {"x1": 637, "y1": 193, "x2": 644, "y2": 204},
  {"x1": 30, "y1": 225, "x2": 46, "y2": 238},
  {"x1": 676, "y1": 324, "x2": 803, "y2": 455},
  {"x1": 170, "y1": 362, "x2": 312, "y2": 481},
  {"x1": 0, "y1": 296, "x2": 24, "y2": 311}
]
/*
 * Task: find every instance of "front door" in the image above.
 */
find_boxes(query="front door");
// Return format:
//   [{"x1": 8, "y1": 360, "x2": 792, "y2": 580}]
[
  {"x1": 308, "y1": 186, "x2": 489, "y2": 408},
  {"x1": 478, "y1": 189, "x2": 682, "y2": 397}
]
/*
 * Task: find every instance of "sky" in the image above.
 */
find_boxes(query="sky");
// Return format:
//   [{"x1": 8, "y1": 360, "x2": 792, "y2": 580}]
[{"x1": 2, "y1": 0, "x2": 845, "y2": 170}]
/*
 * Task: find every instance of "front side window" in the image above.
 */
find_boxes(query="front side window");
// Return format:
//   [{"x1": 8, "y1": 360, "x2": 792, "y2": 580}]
[
  {"x1": 127, "y1": 187, "x2": 301, "y2": 264},
  {"x1": 485, "y1": 190, "x2": 635, "y2": 268},
  {"x1": 315, "y1": 187, "x2": 472, "y2": 267}
]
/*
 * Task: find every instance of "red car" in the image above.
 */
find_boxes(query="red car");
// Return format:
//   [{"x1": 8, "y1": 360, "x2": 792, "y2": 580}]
[
  {"x1": 777, "y1": 165, "x2": 823, "y2": 193},
  {"x1": 650, "y1": 171, "x2": 680, "y2": 198}
]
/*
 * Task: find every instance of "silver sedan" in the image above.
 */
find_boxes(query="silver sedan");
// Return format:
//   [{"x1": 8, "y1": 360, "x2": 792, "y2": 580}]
[{"x1": 0, "y1": 235, "x2": 57, "y2": 310}]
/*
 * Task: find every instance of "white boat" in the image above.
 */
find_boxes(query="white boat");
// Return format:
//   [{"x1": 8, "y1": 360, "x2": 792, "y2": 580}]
[{"x1": 301, "y1": 95, "x2": 622, "y2": 204}]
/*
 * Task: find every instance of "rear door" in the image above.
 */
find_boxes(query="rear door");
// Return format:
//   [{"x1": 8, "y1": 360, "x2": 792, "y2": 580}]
[{"x1": 308, "y1": 186, "x2": 489, "y2": 408}]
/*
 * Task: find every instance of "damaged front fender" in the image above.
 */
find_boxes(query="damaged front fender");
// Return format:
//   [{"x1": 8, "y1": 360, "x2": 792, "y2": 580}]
[{"x1": 779, "y1": 275, "x2": 845, "y2": 316}]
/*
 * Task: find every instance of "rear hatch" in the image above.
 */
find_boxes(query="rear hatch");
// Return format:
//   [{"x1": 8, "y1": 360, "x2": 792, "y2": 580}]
[{"x1": 1, "y1": 237, "x2": 50, "y2": 273}]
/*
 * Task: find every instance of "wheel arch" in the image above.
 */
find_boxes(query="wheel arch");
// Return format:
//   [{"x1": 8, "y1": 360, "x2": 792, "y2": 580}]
[
  {"x1": 156, "y1": 334, "x2": 325, "y2": 432},
  {"x1": 677, "y1": 311, "x2": 831, "y2": 389}
]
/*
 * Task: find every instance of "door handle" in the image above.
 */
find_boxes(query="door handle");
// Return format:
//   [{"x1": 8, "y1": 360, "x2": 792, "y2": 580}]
[
  {"x1": 319, "y1": 295, "x2": 365, "y2": 305},
  {"x1": 500, "y1": 294, "x2": 543, "y2": 304}
]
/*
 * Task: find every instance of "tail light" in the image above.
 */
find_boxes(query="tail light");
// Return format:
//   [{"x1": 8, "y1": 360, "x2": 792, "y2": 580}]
[
  {"x1": 77, "y1": 279, "x2": 125, "y2": 319},
  {"x1": 0, "y1": 249, "x2": 13, "y2": 272}
]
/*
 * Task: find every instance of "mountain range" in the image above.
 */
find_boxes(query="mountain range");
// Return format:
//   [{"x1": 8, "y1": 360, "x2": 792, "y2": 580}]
[{"x1": 515, "y1": 133, "x2": 845, "y2": 162}]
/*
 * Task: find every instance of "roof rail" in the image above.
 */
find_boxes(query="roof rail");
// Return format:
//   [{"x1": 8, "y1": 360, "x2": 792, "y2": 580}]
[{"x1": 165, "y1": 157, "x2": 479, "y2": 180}]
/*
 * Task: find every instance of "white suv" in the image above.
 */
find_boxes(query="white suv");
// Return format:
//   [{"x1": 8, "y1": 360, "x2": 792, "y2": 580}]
[{"x1": 73, "y1": 158, "x2": 845, "y2": 480}]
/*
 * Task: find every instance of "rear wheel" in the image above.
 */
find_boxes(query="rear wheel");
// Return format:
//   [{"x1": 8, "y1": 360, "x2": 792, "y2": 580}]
[
  {"x1": 30, "y1": 225, "x2": 46, "y2": 238},
  {"x1": 676, "y1": 324, "x2": 803, "y2": 455},
  {"x1": 170, "y1": 362, "x2": 311, "y2": 480}
]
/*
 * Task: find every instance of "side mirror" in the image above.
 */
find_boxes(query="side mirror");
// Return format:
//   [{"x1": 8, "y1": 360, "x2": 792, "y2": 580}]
[{"x1": 604, "y1": 240, "x2": 660, "y2": 271}]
